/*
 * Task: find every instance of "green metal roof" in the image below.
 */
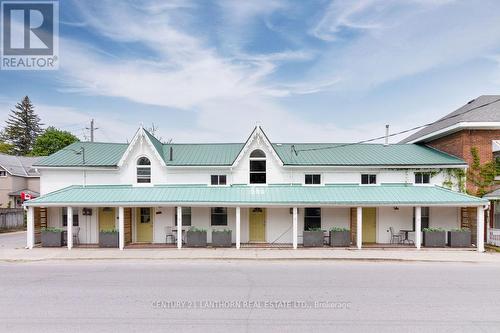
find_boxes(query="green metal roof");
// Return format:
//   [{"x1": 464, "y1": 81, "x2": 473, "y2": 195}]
[
  {"x1": 35, "y1": 142, "x2": 128, "y2": 167},
  {"x1": 25, "y1": 184, "x2": 486, "y2": 206},
  {"x1": 35, "y1": 141, "x2": 465, "y2": 167},
  {"x1": 272, "y1": 143, "x2": 465, "y2": 166},
  {"x1": 162, "y1": 143, "x2": 243, "y2": 166}
]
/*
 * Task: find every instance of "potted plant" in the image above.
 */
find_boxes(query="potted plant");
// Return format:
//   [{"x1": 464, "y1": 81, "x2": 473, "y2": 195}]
[
  {"x1": 41, "y1": 227, "x2": 63, "y2": 247},
  {"x1": 99, "y1": 229, "x2": 119, "y2": 248},
  {"x1": 303, "y1": 227, "x2": 325, "y2": 247},
  {"x1": 212, "y1": 229, "x2": 232, "y2": 247},
  {"x1": 329, "y1": 227, "x2": 350, "y2": 247},
  {"x1": 448, "y1": 228, "x2": 471, "y2": 247},
  {"x1": 186, "y1": 227, "x2": 207, "y2": 247},
  {"x1": 423, "y1": 227, "x2": 446, "y2": 247}
]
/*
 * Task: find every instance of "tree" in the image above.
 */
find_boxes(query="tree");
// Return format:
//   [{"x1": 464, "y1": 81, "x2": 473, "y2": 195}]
[
  {"x1": 2, "y1": 96, "x2": 43, "y2": 155},
  {"x1": 0, "y1": 141, "x2": 13, "y2": 154},
  {"x1": 30, "y1": 127, "x2": 79, "y2": 156}
]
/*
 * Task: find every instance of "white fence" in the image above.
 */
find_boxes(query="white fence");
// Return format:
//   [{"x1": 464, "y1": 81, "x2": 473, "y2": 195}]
[
  {"x1": 488, "y1": 228, "x2": 500, "y2": 247},
  {"x1": 0, "y1": 208, "x2": 24, "y2": 230}
]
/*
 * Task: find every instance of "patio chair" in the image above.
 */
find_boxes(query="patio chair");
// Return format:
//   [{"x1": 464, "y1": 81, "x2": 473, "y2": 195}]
[
  {"x1": 165, "y1": 226, "x2": 175, "y2": 244},
  {"x1": 72, "y1": 227, "x2": 80, "y2": 245},
  {"x1": 389, "y1": 227, "x2": 402, "y2": 244}
]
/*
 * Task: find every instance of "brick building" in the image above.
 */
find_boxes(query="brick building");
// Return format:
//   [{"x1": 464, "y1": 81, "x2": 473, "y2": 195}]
[{"x1": 401, "y1": 95, "x2": 500, "y2": 239}]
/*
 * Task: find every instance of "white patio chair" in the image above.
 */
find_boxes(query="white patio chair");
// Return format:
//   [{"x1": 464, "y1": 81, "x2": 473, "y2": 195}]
[
  {"x1": 165, "y1": 226, "x2": 175, "y2": 244},
  {"x1": 389, "y1": 227, "x2": 402, "y2": 244}
]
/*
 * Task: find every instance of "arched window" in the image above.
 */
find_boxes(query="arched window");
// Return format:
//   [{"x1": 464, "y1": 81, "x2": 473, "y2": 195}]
[
  {"x1": 137, "y1": 157, "x2": 151, "y2": 183},
  {"x1": 249, "y1": 149, "x2": 266, "y2": 184}
]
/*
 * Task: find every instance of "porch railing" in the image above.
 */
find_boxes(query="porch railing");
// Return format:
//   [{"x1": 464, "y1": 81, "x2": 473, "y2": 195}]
[{"x1": 488, "y1": 228, "x2": 500, "y2": 247}]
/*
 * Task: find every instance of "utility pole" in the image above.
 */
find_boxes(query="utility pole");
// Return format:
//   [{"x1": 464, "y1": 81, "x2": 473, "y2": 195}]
[{"x1": 86, "y1": 119, "x2": 99, "y2": 142}]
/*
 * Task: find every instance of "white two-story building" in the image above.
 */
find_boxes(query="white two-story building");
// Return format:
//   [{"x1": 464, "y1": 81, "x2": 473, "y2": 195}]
[{"x1": 24, "y1": 126, "x2": 488, "y2": 251}]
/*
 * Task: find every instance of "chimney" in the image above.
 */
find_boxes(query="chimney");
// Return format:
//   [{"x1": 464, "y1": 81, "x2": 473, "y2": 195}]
[
  {"x1": 384, "y1": 124, "x2": 389, "y2": 146},
  {"x1": 169, "y1": 147, "x2": 173, "y2": 161}
]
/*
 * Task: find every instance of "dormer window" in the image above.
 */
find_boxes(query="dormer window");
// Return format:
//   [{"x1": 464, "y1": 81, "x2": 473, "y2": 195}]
[
  {"x1": 137, "y1": 157, "x2": 151, "y2": 183},
  {"x1": 250, "y1": 149, "x2": 266, "y2": 184}
]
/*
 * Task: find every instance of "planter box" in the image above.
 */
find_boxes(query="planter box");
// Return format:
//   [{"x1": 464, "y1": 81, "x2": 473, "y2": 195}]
[
  {"x1": 303, "y1": 230, "x2": 324, "y2": 247},
  {"x1": 186, "y1": 230, "x2": 207, "y2": 247},
  {"x1": 212, "y1": 231, "x2": 232, "y2": 247},
  {"x1": 448, "y1": 231, "x2": 471, "y2": 248},
  {"x1": 41, "y1": 230, "x2": 62, "y2": 247},
  {"x1": 329, "y1": 230, "x2": 350, "y2": 247},
  {"x1": 99, "y1": 232, "x2": 119, "y2": 248},
  {"x1": 423, "y1": 231, "x2": 446, "y2": 247}
]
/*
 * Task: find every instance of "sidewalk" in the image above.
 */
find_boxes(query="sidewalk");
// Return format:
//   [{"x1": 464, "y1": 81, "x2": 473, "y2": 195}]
[{"x1": 1, "y1": 247, "x2": 500, "y2": 263}]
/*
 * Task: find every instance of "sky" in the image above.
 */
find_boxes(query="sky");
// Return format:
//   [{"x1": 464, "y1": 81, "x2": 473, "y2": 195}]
[{"x1": 1, "y1": 0, "x2": 500, "y2": 144}]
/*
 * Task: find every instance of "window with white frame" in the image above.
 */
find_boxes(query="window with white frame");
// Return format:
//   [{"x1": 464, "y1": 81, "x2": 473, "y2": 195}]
[
  {"x1": 304, "y1": 207, "x2": 321, "y2": 230},
  {"x1": 0, "y1": 170, "x2": 6, "y2": 177},
  {"x1": 415, "y1": 172, "x2": 431, "y2": 184},
  {"x1": 361, "y1": 174, "x2": 376, "y2": 185},
  {"x1": 62, "y1": 208, "x2": 79, "y2": 227},
  {"x1": 136, "y1": 157, "x2": 151, "y2": 183},
  {"x1": 305, "y1": 174, "x2": 321, "y2": 185},
  {"x1": 413, "y1": 207, "x2": 430, "y2": 230},
  {"x1": 175, "y1": 207, "x2": 192, "y2": 226},
  {"x1": 249, "y1": 149, "x2": 266, "y2": 184},
  {"x1": 211, "y1": 175, "x2": 227, "y2": 185},
  {"x1": 211, "y1": 207, "x2": 228, "y2": 226}
]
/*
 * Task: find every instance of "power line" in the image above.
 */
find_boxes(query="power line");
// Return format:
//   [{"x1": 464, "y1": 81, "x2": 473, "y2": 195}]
[{"x1": 294, "y1": 97, "x2": 500, "y2": 155}]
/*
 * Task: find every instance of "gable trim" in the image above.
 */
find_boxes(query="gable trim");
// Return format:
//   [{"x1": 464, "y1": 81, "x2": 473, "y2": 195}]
[
  {"x1": 231, "y1": 126, "x2": 284, "y2": 167},
  {"x1": 117, "y1": 126, "x2": 166, "y2": 167}
]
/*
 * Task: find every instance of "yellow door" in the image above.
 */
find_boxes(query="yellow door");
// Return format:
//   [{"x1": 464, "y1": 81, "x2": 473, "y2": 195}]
[
  {"x1": 249, "y1": 208, "x2": 266, "y2": 242},
  {"x1": 136, "y1": 207, "x2": 153, "y2": 242},
  {"x1": 99, "y1": 207, "x2": 116, "y2": 231},
  {"x1": 362, "y1": 207, "x2": 377, "y2": 243}
]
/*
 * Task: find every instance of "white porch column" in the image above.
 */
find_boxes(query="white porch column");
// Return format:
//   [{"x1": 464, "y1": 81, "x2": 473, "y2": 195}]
[
  {"x1": 415, "y1": 206, "x2": 422, "y2": 250},
  {"x1": 236, "y1": 207, "x2": 241, "y2": 249},
  {"x1": 477, "y1": 206, "x2": 485, "y2": 252},
  {"x1": 26, "y1": 206, "x2": 34, "y2": 249},
  {"x1": 177, "y1": 206, "x2": 182, "y2": 249},
  {"x1": 118, "y1": 207, "x2": 125, "y2": 250},
  {"x1": 292, "y1": 207, "x2": 298, "y2": 249},
  {"x1": 67, "y1": 207, "x2": 73, "y2": 250},
  {"x1": 356, "y1": 207, "x2": 362, "y2": 249}
]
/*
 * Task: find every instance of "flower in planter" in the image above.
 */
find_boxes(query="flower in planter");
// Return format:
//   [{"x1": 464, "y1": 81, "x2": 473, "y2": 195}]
[
  {"x1": 422, "y1": 227, "x2": 445, "y2": 232},
  {"x1": 188, "y1": 227, "x2": 207, "y2": 233},
  {"x1": 212, "y1": 228, "x2": 231, "y2": 234},
  {"x1": 41, "y1": 227, "x2": 63, "y2": 233},
  {"x1": 449, "y1": 227, "x2": 470, "y2": 232},
  {"x1": 100, "y1": 229, "x2": 118, "y2": 234},
  {"x1": 329, "y1": 226, "x2": 350, "y2": 232},
  {"x1": 306, "y1": 227, "x2": 324, "y2": 232}
]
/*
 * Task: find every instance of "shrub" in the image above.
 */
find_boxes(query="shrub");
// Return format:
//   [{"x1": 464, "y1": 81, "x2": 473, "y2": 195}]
[
  {"x1": 423, "y1": 227, "x2": 445, "y2": 232},
  {"x1": 41, "y1": 227, "x2": 63, "y2": 233},
  {"x1": 188, "y1": 227, "x2": 206, "y2": 233},
  {"x1": 306, "y1": 227, "x2": 323, "y2": 232},
  {"x1": 212, "y1": 228, "x2": 231, "y2": 233},
  {"x1": 100, "y1": 229, "x2": 118, "y2": 234},
  {"x1": 330, "y1": 226, "x2": 350, "y2": 232}
]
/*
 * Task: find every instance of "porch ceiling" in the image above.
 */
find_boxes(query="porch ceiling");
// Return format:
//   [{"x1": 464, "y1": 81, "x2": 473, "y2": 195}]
[{"x1": 24, "y1": 184, "x2": 487, "y2": 207}]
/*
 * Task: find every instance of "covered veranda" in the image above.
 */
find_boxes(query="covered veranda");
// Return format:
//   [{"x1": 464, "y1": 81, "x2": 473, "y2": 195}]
[{"x1": 24, "y1": 184, "x2": 489, "y2": 252}]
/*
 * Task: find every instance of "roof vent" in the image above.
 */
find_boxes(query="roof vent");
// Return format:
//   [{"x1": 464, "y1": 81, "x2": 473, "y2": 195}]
[
  {"x1": 169, "y1": 147, "x2": 173, "y2": 161},
  {"x1": 384, "y1": 124, "x2": 390, "y2": 146},
  {"x1": 467, "y1": 98, "x2": 476, "y2": 104}
]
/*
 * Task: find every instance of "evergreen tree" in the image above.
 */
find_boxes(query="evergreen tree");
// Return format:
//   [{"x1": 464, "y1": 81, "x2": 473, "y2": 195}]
[{"x1": 2, "y1": 96, "x2": 43, "y2": 155}]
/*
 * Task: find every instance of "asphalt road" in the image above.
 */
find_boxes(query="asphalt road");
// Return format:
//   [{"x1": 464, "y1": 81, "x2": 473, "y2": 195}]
[{"x1": 1, "y1": 260, "x2": 499, "y2": 333}]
